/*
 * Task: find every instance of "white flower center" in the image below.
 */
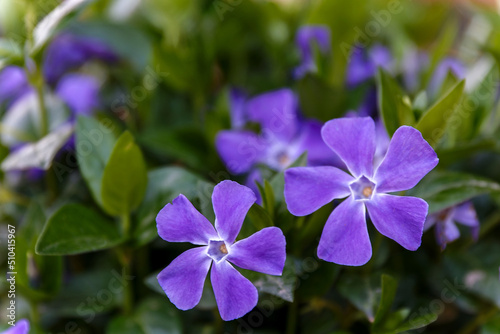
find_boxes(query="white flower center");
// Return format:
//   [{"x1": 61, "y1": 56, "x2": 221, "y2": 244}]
[
  {"x1": 207, "y1": 240, "x2": 229, "y2": 262},
  {"x1": 349, "y1": 175, "x2": 376, "y2": 201}
]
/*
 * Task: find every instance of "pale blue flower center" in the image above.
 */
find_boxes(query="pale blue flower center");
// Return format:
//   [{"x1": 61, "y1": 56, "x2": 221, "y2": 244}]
[
  {"x1": 349, "y1": 176, "x2": 376, "y2": 201},
  {"x1": 207, "y1": 240, "x2": 229, "y2": 262}
]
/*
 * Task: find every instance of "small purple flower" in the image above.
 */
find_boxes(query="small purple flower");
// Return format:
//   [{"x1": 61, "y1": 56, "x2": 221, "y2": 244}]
[
  {"x1": 1, "y1": 319, "x2": 29, "y2": 334},
  {"x1": 216, "y1": 88, "x2": 338, "y2": 174},
  {"x1": 346, "y1": 44, "x2": 392, "y2": 87},
  {"x1": 43, "y1": 34, "x2": 117, "y2": 85},
  {"x1": 284, "y1": 117, "x2": 438, "y2": 266},
  {"x1": 293, "y1": 25, "x2": 331, "y2": 79},
  {"x1": 424, "y1": 202, "x2": 479, "y2": 250},
  {"x1": 0, "y1": 67, "x2": 32, "y2": 106},
  {"x1": 56, "y1": 74, "x2": 100, "y2": 117},
  {"x1": 428, "y1": 57, "x2": 466, "y2": 96},
  {"x1": 156, "y1": 180, "x2": 286, "y2": 321}
]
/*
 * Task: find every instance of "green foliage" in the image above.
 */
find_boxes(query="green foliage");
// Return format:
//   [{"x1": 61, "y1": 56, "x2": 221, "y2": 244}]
[
  {"x1": 101, "y1": 131, "x2": 148, "y2": 217},
  {"x1": 36, "y1": 204, "x2": 123, "y2": 255}
]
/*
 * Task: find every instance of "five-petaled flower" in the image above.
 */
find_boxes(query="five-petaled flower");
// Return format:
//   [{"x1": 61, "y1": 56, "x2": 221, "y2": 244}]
[
  {"x1": 424, "y1": 201, "x2": 479, "y2": 250},
  {"x1": 284, "y1": 117, "x2": 439, "y2": 266},
  {"x1": 1, "y1": 319, "x2": 30, "y2": 334},
  {"x1": 156, "y1": 180, "x2": 286, "y2": 321}
]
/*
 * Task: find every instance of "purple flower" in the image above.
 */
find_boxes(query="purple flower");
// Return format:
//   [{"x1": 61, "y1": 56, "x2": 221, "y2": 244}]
[
  {"x1": 284, "y1": 117, "x2": 438, "y2": 266},
  {"x1": 293, "y1": 25, "x2": 331, "y2": 79},
  {"x1": 0, "y1": 67, "x2": 32, "y2": 106},
  {"x1": 156, "y1": 180, "x2": 286, "y2": 321},
  {"x1": 424, "y1": 202, "x2": 479, "y2": 250},
  {"x1": 428, "y1": 57, "x2": 466, "y2": 96},
  {"x1": 228, "y1": 87, "x2": 248, "y2": 129},
  {"x1": 216, "y1": 88, "x2": 339, "y2": 174},
  {"x1": 1, "y1": 319, "x2": 29, "y2": 334},
  {"x1": 56, "y1": 74, "x2": 100, "y2": 117},
  {"x1": 43, "y1": 34, "x2": 117, "y2": 85},
  {"x1": 346, "y1": 44, "x2": 392, "y2": 87}
]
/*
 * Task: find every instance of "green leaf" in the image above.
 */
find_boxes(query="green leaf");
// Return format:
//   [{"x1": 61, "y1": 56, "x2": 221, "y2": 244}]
[
  {"x1": 415, "y1": 80, "x2": 465, "y2": 147},
  {"x1": 377, "y1": 69, "x2": 415, "y2": 136},
  {"x1": 101, "y1": 131, "x2": 148, "y2": 217},
  {"x1": 107, "y1": 316, "x2": 143, "y2": 334},
  {"x1": 372, "y1": 274, "x2": 398, "y2": 330},
  {"x1": 0, "y1": 38, "x2": 23, "y2": 66},
  {"x1": 36, "y1": 204, "x2": 123, "y2": 255},
  {"x1": 408, "y1": 171, "x2": 500, "y2": 214},
  {"x1": 134, "y1": 166, "x2": 213, "y2": 246},
  {"x1": 338, "y1": 273, "x2": 381, "y2": 322},
  {"x1": 16, "y1": 201, "x2": 62, "y2": 300},
  {"x1": 76, "y1": 116, "x2": 117, "y2": 206},
  {"x1": 1, "y1": 123, "x2": 73, "y2": 171},
  {"x1": 32, "y1": 0, "x2": 92, "y2": 54},
  {"x1": 394, "y1": 311, "x2": 438, "y2": 333}
]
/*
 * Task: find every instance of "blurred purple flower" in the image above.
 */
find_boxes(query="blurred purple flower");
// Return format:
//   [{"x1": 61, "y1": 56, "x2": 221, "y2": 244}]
[
  {"x1": 428, "y1": 57, "x2": 466, "y2": 96},
  {"x1": 424, "y1": 202, "x2": 479, "y2": 250},
  {"x1": 216, "y1": 88, "x2": 339, "y2": 174},
  {"x1": 1, "y1": 319, "x2": 30, "y2": 334},
  {"x1": 0, "y1": 67, "x2": 32, "y2": 106},
  {"x1": 346, "y1": 44, "x2": 392, "y2": 87},
  {"x1": 284, "y1": 117, "x2": 438, "y2": 266},
  {"x1": 293, "y1": 25, "x2": 331, "y2": 79},
  {"x1": 228, "y1": 87, "x2": 248, "y2": 129},
  {"x1": 156, "y1": 180, "x2": 286, "y2": 321},
  {"x1": 43, "y1": 34, "x2": 117, "y2": 85},
  {"x1": 56, "y1": 74, "x2": 100, "y2": 117}
]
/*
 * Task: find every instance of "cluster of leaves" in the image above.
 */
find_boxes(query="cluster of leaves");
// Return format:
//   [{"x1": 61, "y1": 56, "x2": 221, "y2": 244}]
[{"x1": 1, "y1": 0, "x2": 500, "y2": 333}]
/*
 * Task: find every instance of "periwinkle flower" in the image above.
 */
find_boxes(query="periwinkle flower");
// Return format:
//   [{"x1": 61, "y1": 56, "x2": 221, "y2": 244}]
[
  {"x1": 56, "y1": 74, "x2": 100, "y2": 117},
  {"x1": 424, "y1": 202, "x2": 479, "y2": 250},
  {"x1": 428, "y1": 57, "x2": 465, "y2": 96},
  {"x1": 156, "y1": 180, "x2": 286, "y2": 321},
  {"x1": 43, "y1": 34, "x2": 117, "y2": 85},
  {"x1": 284, "y1": 117, "x2": 438, "y2": 266},
  {"x1": 0, "y1": 66, "x2": 32, "y2": 106},
  {"x1": 293, "y1": 25, "x2": 331, "y2": 79},
  {"x1": 346, "y1": 44, "x2": 392, "y2": 87},
  {"x1": 1, "y1": 319, "x2": 29, "y2": 334},
  {"x1": 216, "y1": 88, "x2": 338, "y2": 175}
]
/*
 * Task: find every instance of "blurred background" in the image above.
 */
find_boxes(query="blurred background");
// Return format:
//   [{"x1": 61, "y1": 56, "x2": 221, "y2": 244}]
[{"x1": 1, "y1": 0, "x2": 500, "y2": 333}]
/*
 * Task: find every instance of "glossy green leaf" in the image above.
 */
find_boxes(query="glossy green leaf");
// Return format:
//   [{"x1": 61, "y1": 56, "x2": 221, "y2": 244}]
[
  {"x1": 134, "y1": 166, "x2": 213, "y2": 246},
  {"x1": 36, "y1": 204, "x2": 123, "y2": 255},
  {"x1": 377, "y1": 69, "x2": 414, "y2": 136},
  {"x1": 32, "y1": 0, "x2": 92, "y2": 54},
  {"x1": 1, "y1": 123, "x2": 73, "y2": 171},
  {"x1": 338, "y1": 273, "x2": 381, "y2": 322},
  {"x1": 408, "y1": 171, "x2": 500, "y2": 214},
  {"x1": 76, "y1": 116, "x2": 117, "y2": 205},
  {"x1": 415, "y1": 80, "x2": 465, "y2": 147},
  {"x1": 101, "y1": 131, "x2": 147, "y2": 217}
]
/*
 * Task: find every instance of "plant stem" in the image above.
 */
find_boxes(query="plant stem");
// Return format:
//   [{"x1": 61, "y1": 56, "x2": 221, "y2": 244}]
[
  {"x1": 34, "y1": 82, "x2": 49, "y2": 137},
  {"x1": 121, "y1": 213, "x2": 131, "y2": 236},
  {"x1": 286, "y1": 299, "x2": 298, "y2": 334},
  {"x1": 117, "y1": 213, "x2": 133, "y2": 315}
]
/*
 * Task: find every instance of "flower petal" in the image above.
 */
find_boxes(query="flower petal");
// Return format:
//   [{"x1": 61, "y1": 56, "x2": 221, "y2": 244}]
[
  {"x1": 156, "y1": 194, "x2": 218, "y2": 245},
  {"x1": 157, "y1": 247, "x2": 212, "y2": 310},
  {"x1": 366, "y1": 194, "x2": 428, "y2": 251},
  {"x1": 215, "y1": 130, "x2": 266, "y2": 174},
  {"x1": 56, "y1": 74, "x2": 100, "y2": 116},
  {"x1": 295, "y1": 120, "x2": 345, "y2": 168},
  {"x1": 246, "y1": 88, "x2": 299, "y2": 142},
  {"x1": 435, "y1": 219, "x2": 460, "y2": 250},
  {"x1": 321, "y1": 117, "x2": 376, "y2": 178},
  {"x1": 213, "y1": 180, "x2": 256, "y2": 243},
  {"x1": 374, "y1": 126, "x2": 438, "y2": 193},
  {"x1": 453, "y1": 202, "x2": 479, "y2": 227},
  {"x1": 4, "y1": 319, "x2": 30, "y2": 334},
  {"x1": 317, "y1": 197, "x2": 372, "y2": 266},
  {"x1": 211, "y1": 260, "x2": 258, "y2": 321},
  {"x1": 228, "y1": 227, "x2": 286, "y2": 275},
  {"x1": 285, "y1": 166, "x2": 354, "y2": 216}
]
